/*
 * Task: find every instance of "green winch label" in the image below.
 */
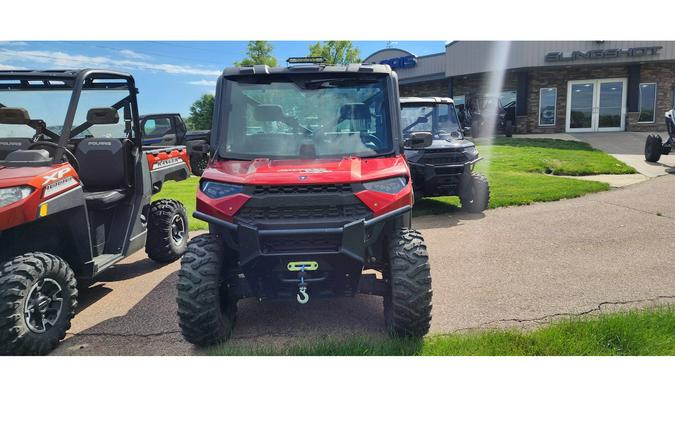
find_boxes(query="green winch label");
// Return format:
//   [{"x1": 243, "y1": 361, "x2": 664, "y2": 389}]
[{"x1": 287, "y1": 261, "x2": 319, "y2": 271}]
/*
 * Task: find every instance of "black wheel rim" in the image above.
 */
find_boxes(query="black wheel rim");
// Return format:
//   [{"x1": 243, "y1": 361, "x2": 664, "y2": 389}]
[
  {"x1": 24, "y1": 278, "x2": 63, "y2": 334},
  {"x1": 171, "y1": 214, "x2": 186, "y2": 245}
]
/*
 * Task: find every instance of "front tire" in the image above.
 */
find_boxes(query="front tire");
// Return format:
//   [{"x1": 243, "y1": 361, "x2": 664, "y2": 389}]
[
  {"x1": 504, "y1": 120, "x2": 514, "y2": 137},
  {"x1": 146, "y1": 199, "x2": 189, "y2": 263},
  {"x1": 645, "y1": 134, "x2": 663, "y2": 163},
  {"x1": 190, "y1": 153, "x2": 209, "y2": 176},
  {"x1": 383, "y1": 228, "x2": 432, "y2": 337},
  {"x1": 0, "y1": 253, "x2": 77, "y2": 355},
  {"x1": 460, "y1": 173, "x2": 490, "y2": 213},
  {"x1": 177, "y1": 234, "x2": 237, "y2": 347}
]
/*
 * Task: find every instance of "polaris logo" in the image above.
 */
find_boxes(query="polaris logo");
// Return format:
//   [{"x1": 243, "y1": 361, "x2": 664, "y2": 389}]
[
  {"x1": 278, "y1": 168, "x2": 330, "y2": 173},
  {"x1": 89, "y1": 141, "x2": 112, "y2": 146},
  {"x1": 44, "y1": 176, "x2": 78, "y2": 197},
  {"x1": 0, "y1": 141, "x2": 22, "y2": 146},
  {"x1": 153, "y1": 157, "x2": 182, "y2": 170}
]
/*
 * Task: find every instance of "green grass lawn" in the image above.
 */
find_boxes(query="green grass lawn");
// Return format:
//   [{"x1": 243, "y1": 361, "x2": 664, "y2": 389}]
[
  {"x1": 208, "y1": 306, "x2": 675, "y2": 356},
  {"x1": 414, "y1": 137, "x2": 636, "y2": 216},
  {"x1": 153, "y1": 176, "x2": 206, "y2": 231},
  {"x1": 155, "y1": 138, "x2": 636, "y2": 229}
]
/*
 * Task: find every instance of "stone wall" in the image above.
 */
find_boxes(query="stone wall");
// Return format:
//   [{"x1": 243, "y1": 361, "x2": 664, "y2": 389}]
[
  {"x1": 625, "y1": 62, "x2": 675, "y2": 132},
  {"x1": 399, "y1": 79, "x2": 448, "y2": 97}
]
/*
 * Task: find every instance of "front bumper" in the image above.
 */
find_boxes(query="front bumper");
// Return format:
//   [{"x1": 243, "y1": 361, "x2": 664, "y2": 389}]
[
  {"x1": 193, "y1": 205, "x2": 411, "y2": 299},
  {"x1": 409, "y1": 157, "x2": 482, "y2": 197}
]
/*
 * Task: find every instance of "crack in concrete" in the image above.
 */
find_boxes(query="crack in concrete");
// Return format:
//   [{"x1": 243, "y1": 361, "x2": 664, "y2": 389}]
[
  {"x1": 453, "y1": 295, "x2": 675, "y2": 333},
  {"x1": 590, "y1": 199, "x2": 674, "y2": 220},
  {"x1": 67, "y1": 329, "x2": 181, "y2": 338},
  {"x1": 65, "y1": 296, "x2": 675, "y2": 342}
]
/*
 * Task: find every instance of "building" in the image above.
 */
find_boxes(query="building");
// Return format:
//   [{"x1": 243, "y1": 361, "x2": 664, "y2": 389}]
[{"x1": 363, "y1": 41, "x2": 675, "y2": 134}]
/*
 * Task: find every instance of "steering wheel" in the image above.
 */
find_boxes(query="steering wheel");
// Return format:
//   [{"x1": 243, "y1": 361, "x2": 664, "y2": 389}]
[
  {"x1": 361, "y1": 133, "x2": 381, "y2": 150},
  {"x1": 28, "y1": 141, "x2": 80, "y2": 173}
]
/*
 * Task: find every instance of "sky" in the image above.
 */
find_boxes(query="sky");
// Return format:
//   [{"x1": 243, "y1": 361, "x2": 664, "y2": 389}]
[{"x1": 0, "y1": 41, "x2": 444, "y2": 117}]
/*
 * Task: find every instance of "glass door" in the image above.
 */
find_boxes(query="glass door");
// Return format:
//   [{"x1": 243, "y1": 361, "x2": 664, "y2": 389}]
[
  {"x1": 597, "y1": 80, "x2": 625, "y2": 131},
  {"x1": 566, "y1": 79, "x2": 626, "y2": 132},
  {"x1": 567, "y1": 81, "x2": 594, "y2": 131}
]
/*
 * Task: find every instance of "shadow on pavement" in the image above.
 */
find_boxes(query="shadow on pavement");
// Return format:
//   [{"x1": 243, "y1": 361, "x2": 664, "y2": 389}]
[
  {"x1": 75, "y1": 284, "x2": 113, "y2": 315},
  {"x1": 57, "y1": 268, "x2": 388, "y2": 355},
  {"x1": 413, "y1": 209, "x2": 485, "y2": 230},
  {"x1": 95, "y1": 257, "x2": 164, "y2": 282}
]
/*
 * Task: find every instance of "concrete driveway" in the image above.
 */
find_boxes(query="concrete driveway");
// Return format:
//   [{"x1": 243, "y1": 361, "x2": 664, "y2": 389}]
[
  {"x1": 561, "y1": 131, "x2": 675, "y2": 177},
  {"x1": 53, "y1": 176, "x2": 675, "y2": 355}
]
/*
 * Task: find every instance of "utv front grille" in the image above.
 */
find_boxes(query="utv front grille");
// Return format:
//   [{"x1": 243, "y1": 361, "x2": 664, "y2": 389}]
[
  {"x1": 261, "y1": 234, "x2": 341, "y2": 254},
  {"x1": 237, "y1": 203, "x2": 372, "y2": 224},
  {"x1": 252, "y1": 184, "x2": 352, "y2": 195},
  {"x1": 421, "y1": 150, "x2": 467, "y2": 165}
]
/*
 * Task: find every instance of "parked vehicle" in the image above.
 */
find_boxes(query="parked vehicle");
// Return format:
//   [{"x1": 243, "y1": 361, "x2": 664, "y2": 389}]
[
  {"x1": 0, "y1": 70, "x2": 191, "y2": 355},
  {"x1": 401, "y1": 97, "x2": 489, "y2": 212},
  {"x1": 467, "y1": 95, "x2": 515, "y2": 137},
  {"x1": 140, "y1": 113, "x2": 210, "y2": 176},
  {"x1": 176, "y1": 59, "x2": 433, "y2": 346},
  {"x1": 644, "y1": 109, "x2": 674, "y2": 162}
]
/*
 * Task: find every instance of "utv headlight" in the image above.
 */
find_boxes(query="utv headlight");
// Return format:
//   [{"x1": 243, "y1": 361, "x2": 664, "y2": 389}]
[
  {"x1": 0, "y1": 186, "x2": 34, "y2": 208},
  {"x1": 363, "y1": 177, "x2": 407, "y2": 194},
  {"x1": 201, "y1": 181, "x2": 243, "y2": 199},
  {"x1": 464, "y1": 146, "x2": 479, "y2": 159}
]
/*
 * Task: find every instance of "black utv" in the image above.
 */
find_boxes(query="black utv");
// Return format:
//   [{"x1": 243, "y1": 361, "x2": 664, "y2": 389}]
[{"x1": 401, "y1": 97, "x2": 490, "y2": 213}]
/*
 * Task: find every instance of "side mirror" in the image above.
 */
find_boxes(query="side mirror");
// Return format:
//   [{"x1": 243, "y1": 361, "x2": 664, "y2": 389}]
[{"x1": 404, "y1": 131, "x2": 433, "y2": 149}]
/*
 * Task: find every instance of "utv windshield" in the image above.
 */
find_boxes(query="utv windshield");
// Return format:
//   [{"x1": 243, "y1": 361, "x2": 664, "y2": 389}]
[
  {"x1": 219, "y1": 74, "x2": 393, "y2": 159},
  {"x1": 0, "y1": 89, "x2": 129, "y2": 141},
  {"x1": 400, "y1": 102, "x2": 461, "y2": 139}
]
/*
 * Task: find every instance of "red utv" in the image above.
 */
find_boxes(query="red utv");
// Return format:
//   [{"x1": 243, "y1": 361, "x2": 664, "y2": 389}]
[
  {"x1": 177, "y1": 58, "x2": 434, "y2": 346},
  {"x1": 0, "y1": 70, "x2": 191, "y2": 355}
]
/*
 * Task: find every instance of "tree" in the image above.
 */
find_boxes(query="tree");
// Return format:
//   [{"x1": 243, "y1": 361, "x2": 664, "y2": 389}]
[
  {"x1": 235, "y1": 41, "x2": 278, "y2": 67},
  {"x1": 186, "y1": 94, "x2": 214, "y2": 130},
  {"x1": 308, "y1": 41, "x2": 361, "y2": 65}
]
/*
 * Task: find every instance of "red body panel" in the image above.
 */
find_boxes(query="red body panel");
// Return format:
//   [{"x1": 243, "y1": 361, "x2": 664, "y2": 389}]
[
  {"x1": 0, "y1": 163, "x2": 79, "y2": 231},
  {"x1": 197, "y1": 155, "x2": 414, "y2": 220},
  {"x1": 145, "y1": 147, "x2": 191, "y2": 172}
]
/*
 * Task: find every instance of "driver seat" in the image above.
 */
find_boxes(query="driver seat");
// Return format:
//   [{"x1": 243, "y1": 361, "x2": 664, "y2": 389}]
[
  {"x1": 338, "y1": 103, "x2": 372, "y2": 132},
  {"x1": 75, "y1": 138, "x2": 130, "y2": 210},
  {"x1": 0, "y1": 138, "x2": 32, "y2": 160}
]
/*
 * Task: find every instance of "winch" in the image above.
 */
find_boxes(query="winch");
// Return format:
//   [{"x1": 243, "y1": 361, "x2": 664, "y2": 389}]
[{"x1": 287, "y1": 261, "x2": 318, "y2": 304}]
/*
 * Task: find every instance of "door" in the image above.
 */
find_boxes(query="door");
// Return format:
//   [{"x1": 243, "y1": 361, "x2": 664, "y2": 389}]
[
  {"x1": 141, "y1": 116, "x2": 177, "y2": 145},
  {"x1": 566, "y1": 78, "x2": 626, "y2": 132}
]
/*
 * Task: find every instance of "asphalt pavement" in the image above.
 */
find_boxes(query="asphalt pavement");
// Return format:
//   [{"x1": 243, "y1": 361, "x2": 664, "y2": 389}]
[{"x1": 52, "y1": 175, "x2": 675, "y2": 355}]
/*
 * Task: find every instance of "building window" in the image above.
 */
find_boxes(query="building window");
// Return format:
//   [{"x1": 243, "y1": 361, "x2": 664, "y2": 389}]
[
  {"x1": 539, "y1": 88, "x2": 556, "y2": 126},
  {"x1": 638, "y1": 83, "x2": 657, "y2": 123}
]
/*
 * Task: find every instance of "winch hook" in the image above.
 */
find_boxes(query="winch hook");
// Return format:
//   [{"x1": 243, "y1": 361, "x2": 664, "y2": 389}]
[
  {"x1": 296, "y1": 266, "x2": 310, "y2": 304},
  {"x1": 297, "y1": 286, "x2": 309, "y2": 304}
]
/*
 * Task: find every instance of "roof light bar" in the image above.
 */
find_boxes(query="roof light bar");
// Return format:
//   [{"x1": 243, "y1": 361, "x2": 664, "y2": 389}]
[{"x1": 286, "y1": 56, "x2": 327, "y2": 65}]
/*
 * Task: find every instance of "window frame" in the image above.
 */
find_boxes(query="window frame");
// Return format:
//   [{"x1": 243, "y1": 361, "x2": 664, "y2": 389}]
[
  {"x1": 538, "y1": 87, "x2": 557, "y2": 127},
  {"x1": 638, "y1": 82, "x2": 657, "y2": 124}
]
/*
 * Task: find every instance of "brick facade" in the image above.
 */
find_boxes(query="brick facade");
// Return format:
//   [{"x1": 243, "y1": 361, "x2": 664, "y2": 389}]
[
  {"x1": 399, "y1": 79, "x2": 448, "y2": 97},
  {"x1": 398, "y1": 62, "x2": 675, "y2": 134}
]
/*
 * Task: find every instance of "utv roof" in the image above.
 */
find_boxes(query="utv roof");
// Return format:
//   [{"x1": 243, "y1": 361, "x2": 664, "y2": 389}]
[
  {"x1": 0, "y1": 69, "x2": 134, "y2": 79},
  {"x1": 221, "y1": 63, "x2": 394, "y2": 77},
  {"x1": 0, "y1": 70, "x2": 136, "y2": 91},
  {"x1": 400, "y1": 97, "x2": 455, "y2": 105}
]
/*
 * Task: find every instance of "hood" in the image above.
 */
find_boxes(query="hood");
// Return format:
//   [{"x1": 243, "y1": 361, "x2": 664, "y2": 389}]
[
  {"x1": 0, "y1": 164, "x2": 58, "y2": 188},
  {"x1": 202, "y1": 155, "x2": 409, "y2": 185},
  {"x1": 427, "y1": 137, "x2": 474, "y2": 149}
]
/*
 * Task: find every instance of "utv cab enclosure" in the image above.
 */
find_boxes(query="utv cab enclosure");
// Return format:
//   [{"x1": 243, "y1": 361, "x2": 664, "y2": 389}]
[
  {"x1": 0, "y1": 70, "x2": 190, "y2": 355},
  {"x1": 401, "y1": 97, "x2": 490, "y2": 213},
  {"x1": 177, "y1": 59, "x2": 433, "y2": 346}
]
